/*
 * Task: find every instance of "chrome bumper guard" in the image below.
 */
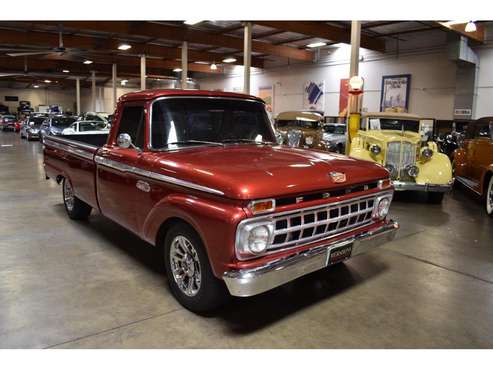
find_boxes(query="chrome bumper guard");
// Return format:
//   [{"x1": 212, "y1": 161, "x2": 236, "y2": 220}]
[
  {"x1": 223, "y1": 220, "x2": 399, "y2": 297},
  {"x1": 392, "y1": 180, "x2": 453, "y2": 192}
]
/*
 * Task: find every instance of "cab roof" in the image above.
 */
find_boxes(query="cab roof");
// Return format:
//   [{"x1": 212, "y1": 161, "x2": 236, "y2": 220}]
[
  {"x1": 118, "y1": 89, "x2": 264, "y2": 103},
  {"x1": 276, "y1": 111, "x2": 323, "y2": 121},
  {"x1": 363, "y1": 111, "x2": 421, "y2": 120}
]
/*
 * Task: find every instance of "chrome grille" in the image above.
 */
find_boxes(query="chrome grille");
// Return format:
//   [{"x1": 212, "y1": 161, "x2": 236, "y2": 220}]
[
  {"x1": 385, "y1": 142, "x2": 416, "y2": 178},
  {"x1": 270, "y1": 194, "x2": 378, "y2": 250},
  {"x1": 287, "y1": 129, "x2": 302, "y2": 147}
]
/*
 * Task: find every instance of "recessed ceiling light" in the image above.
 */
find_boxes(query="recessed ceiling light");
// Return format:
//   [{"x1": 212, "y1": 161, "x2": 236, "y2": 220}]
[
  {"x1": 118, "y1": 43, "x2": 132, "y2": 51},
  {"x1": 210, "y1": 63, "x2": 217, "y2": 70},
  {"x1": 121, "y1": 79, "x2": 128, "y2": 86},
  {"x1": 33, "y1": 85, "x2": 39, "y2": 88},
  {"x1": 307, "y1": 41, "x2": 327, "y2": 48},
  {"x1": 83, "y1": 60, "x2": 93, "y2": 65},
  {"x1": 44, "y1": 79, "x2": 51, "y2": 83},
  {"x1": 465, "y1": 21, "x2": 477, "y2": 32},
  {"x1": 194, "y1": 61, "x2": 209, "y2": 65},
  {"x1": 184, "y1": 20, "x2": 202, "y2": 25},
  {"x1": 173, "y1": 68, "x2": 183, "y2": 72},
  {"x1": 222, "y1": 57, "x2": 237, "y2": 63},
  {"x1": 62, "y1": 69, "x2": 70, "y2": 73}
]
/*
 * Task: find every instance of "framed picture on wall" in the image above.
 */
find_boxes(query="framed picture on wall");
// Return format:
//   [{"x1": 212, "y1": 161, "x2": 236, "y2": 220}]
[
  {"x1": 380, "y1": 74, "x2": 411, "y2": 112},
  {"x1": 303, "y1": 80, "x2": 325, "y2": 112},
  {"x1": 258, "y1": 85, "x2": 274, "y2": 113}
]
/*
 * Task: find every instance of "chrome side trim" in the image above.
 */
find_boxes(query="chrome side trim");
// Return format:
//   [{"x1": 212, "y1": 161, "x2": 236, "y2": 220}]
[
  {"x1": 454, "y1": 176, "x2": 481, "y2": 194},
  {"x1": 224, "y1": 220, "x2": 399, "y2": 297},
  {"x1": 45, "y1": 136, "x2": 99, "y2": 152},
  {"x1": 94, "y1": 155, "x2": 224, "y2": 196},
  {"x1": 45, "y1": 138, "x2": 95, "y2": 161}
]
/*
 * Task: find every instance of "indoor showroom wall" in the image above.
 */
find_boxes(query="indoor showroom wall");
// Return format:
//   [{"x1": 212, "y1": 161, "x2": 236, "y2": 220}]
[
  {"x1": 199, "y1": 48, "x2": 458, "y2": 119},
  {"x1": 475, "y1": 46, "x2": 493, "y2": 118},
  {"x1": 0, "y1": 87, "x2": 76, "y2": 113}
]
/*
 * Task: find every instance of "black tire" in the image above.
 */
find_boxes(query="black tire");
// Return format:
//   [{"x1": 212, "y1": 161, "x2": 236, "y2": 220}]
[
  {"x1": 62, "y1": 178, "x2": 92, "y2": 220},
  {"x1": 428, "y1": 192, "x2": 444, "y2": 204},
  {"x1": 163, "y1": 222, "x2": 228, "y2": 313}
]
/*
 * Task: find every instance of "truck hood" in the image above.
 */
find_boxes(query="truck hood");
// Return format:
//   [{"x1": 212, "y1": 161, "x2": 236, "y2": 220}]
[{"x1": 146, "y1": 145, "x2": 389, "y2": 200}]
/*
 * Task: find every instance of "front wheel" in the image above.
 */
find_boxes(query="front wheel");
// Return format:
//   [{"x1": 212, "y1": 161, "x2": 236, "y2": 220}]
[
  {"x1": 428, "y1": 192, "x2": 444, "y2": 204},
  {"x1": 486, "y1": 176, "x2": 493, "y2": 217},
  {"x1": 163, "y1": 223, "x2": 227, "y2": 313},
  {"x1": 62, "y1": 178, "x2": 92, "y2": 220}
]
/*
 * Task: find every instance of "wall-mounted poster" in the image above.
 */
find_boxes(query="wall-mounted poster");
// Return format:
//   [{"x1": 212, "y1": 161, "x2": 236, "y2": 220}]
[
  {"x1": 303, "y1": 80, "x2": 325, "y2": 112},
  {"x1": 339, "y1": 78, "x2": 349, "y2": 116},
  {"x1": 380, "y1": 74, "x2": 411, "y2": 112},
  {"x1": 258, "y1": 85, "x2": 274, "y2": 113}
]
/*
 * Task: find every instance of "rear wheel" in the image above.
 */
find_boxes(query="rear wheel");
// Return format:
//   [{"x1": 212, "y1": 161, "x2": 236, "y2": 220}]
[
  {"x1": 62, "y1": 178, "x2": 92, "y2": 220},
  {"x1": 486, "y1": 176, "x2": 493, "y2": 217},
  {"x1": 428, "y1": 192, "x2": 444, "y2": 204},
  {"x1": 163, "y1": 222, "x2": 227, "y2": 313}
]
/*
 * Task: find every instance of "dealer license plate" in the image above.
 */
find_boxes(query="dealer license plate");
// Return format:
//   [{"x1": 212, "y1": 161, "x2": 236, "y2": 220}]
[{"x1": 328, "y1": 243, "x2": 353, "y2": 265}]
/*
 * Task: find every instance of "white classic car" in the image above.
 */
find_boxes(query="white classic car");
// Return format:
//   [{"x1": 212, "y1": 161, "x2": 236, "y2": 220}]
[{"x1": 62, "y1": 120, "x2": 110, "y2": 135}]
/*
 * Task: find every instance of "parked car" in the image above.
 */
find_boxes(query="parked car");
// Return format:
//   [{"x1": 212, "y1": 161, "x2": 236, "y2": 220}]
[
  {"x1": 275, "y1": 111, "x2": 332, "y2": 151},
  {"x1": 14, "y1": 119, "x2": 24, "y2": 132},
  {"x1": 20, "y1": 116, "x2": 46, "y2": 141},
  {"x1": 453, "y1": 117, "x2": 493, "y2": 216},
  {"x1": 1, "y1": 115, "x2": 17, "y2": 131},
  {"x1": 436, "y1": 131, "x2": 464, "y2": 159},
  {"x1": 62, "y1": 120, "x2": 110, "y2": 135},
  {"x1": 322, "y1": 122, "x2": 347, "y2": 153},
  {"x1": 349, "y1": 112, "x2": 453, "y2": 203},
  {"x1": 43, "y1": 90, "x2": 398, "y2": 312},
  {"x1": 76, "y1": 112, "x2": 109, "y2": 123},
  {"x1": 39, "y1": 115, "x2": 77, "y2": 142}
]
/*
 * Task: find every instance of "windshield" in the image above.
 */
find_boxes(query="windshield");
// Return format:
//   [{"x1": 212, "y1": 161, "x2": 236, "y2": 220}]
[
  {"x1": 79, "y1": 121, "x2": 108, "y2": 132},
  {"x1": 29, "y1": 117, "x2": 45, "y2": 127},
  {"x1": 52, "y1": 116, "x2": 76, "y2": 128},
  {"x1": 3, "y1": 115, "x2": 15, "y2": 120},
  {"x1": 368, "y1": 118, "x2": 420, "y2": 133},
  {"x1": 276, "y1": 119, "x2": 319, "y2": 129},
  {"x1": 151, "y1": 98, "x2": 275, "y2": 149},
  {"x1": 324, "y1": 125, "x2": 346, "y2": 134}
]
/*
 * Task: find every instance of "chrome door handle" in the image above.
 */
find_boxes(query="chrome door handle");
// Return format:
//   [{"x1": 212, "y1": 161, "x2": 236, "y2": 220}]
[{"x1": 136, "y1": 180, "x2": 151, "y2": 193}]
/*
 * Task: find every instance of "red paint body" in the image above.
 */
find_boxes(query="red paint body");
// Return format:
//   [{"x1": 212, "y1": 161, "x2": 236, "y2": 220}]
[{"x1": 43, "y1": 89, "x2": 391, "y2": 278}]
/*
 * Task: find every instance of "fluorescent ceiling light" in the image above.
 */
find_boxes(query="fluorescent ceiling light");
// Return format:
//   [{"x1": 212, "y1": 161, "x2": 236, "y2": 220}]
[
  {"x1": 184, "y1": 20, "x2": 202, "y2": 25},
  {"x1": 194, "y1": 61, "x2": 209, "y2": 65},
  {"x1": 33, "y1": 85, "x2": 39, "y2": 88},
  {"x1": 441, "y1": 20, "x2": 468, "y2": 27},
  {"x1": 62, "y1": 69, "x2": 70, "y2": 73},
  {"x1": 465, "y1": 21, "x2": 477, "y2": 32},
  {"x1": 83, "y1": 60, "x2": 93, "y2": 65},
  {"x1": 44, "y1": 79, "x2": 51, "y2": 83},
  {"x1": 210, "y1": 63, "x2": 217, "y2": 70},
  {"x1": 173, "y1": 68, "x2": 183, "y2": 72},
  {"x1": 307, "y1": 41, "x2": 327, "y2": 48},
  {"x1": 118, "y1": 43, "x2": 132, "y2": 51},
  {"x1": 222, "y1": 57, "x2": 237, "y2": 63}
]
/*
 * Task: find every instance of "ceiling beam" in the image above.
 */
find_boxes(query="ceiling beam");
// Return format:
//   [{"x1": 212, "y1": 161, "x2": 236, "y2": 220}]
[
  {"x1": 373, "y1": 25, "x2": 442, "y2": 38},
  {"x1": 436, "y1": 21, "x2": 485, "y2": 43},
  {"x1": 0, "y1": 28, "x2": 264, "y2": 68},
  {"x1": 39, "y1": 21, "x2": 313, "y2": 61},
  {"x1": 253, "y1": 21, "x2": 385, "y2": 52}
]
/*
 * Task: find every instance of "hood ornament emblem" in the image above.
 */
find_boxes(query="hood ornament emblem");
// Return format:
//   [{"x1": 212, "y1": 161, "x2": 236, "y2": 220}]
[{"x1": 329, "y1": 171, "x2": 346, "y2": 183}]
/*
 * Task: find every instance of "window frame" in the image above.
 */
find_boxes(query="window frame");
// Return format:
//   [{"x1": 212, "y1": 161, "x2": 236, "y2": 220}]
[
  {"x1": 115, "y1": 102, "x2": 147, "y2": 150},
  {"x1": 147, "y1": 96, "x2": 270, "y2": 151}
]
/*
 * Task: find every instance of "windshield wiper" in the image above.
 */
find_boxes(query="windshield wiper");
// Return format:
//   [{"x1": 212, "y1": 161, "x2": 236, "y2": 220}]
[{"x1": 221, "y1": 138, "x2": 275, "y2": 145}]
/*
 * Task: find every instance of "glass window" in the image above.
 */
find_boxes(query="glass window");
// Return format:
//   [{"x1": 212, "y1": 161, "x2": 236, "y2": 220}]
[
  {"x1": 476, "y1": 123, "x2": 490, "y2": 138},
  {"x1": 118, "y1": 105, "x2": 145, "y2": 149},
  {"x1": 367, "y1": 118, "x2": 420, "y2": 133},
  {"x1": 52, "y1": 116, "x2": 76, "y2": 128},
  {"x1": 151, "y1": 98, "x2": 274, "y2": 149}
]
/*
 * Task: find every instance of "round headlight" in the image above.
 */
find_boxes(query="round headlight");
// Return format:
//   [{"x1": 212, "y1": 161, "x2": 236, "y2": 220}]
[
  {"x1": 248, "y1": 225, "x2": 270, "y2": 254},
  {"x1": 305, "y1": 136, "x2": 314, "y2": 145},
  {"x1": 370, "y1": 144, "x2": 381, "y2": 155},
  {"x1": 375, "y1": 197, "x2": 391, "y2": 219},
  {"x1": 406, "y1": 165, "x2": 419, "y2": 178},
  {"x1": 385, "y1": 164, "x2": 397, "y2": 178},
  {"x1": 422, "y1": 147, "x2": 433, "y2": 159}
]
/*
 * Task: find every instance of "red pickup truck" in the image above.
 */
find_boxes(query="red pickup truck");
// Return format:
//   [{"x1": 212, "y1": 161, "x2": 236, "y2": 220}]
[{"x1": 43, "y1": 90, "x2": 398, "y2": 312}]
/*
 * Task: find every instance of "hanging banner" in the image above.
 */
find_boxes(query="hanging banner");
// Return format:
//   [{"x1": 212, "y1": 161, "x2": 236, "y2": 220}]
[{"x1": 258, "y1": 85, "x2": 274, "y2": 113}]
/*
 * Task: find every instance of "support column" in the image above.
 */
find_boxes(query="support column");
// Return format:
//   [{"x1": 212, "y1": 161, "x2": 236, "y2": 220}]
[
  {"x1": 243, "y1": 22, "x2": 252, "y2": 94},
  {"x1": 112, "y1": 63, "x2": 117, "y2": 109},
  {"x1": 181, "y1": 41, "x2": 188, "y2": 89},
  {"x1": 75, "y1": 77, "x2": 81, "y2": 115},
  {"x1": 140, "y1": 55, "x2": 146, "y2": 90},
  {"x1": 91, "y1": 71, "x2": 96, "y2": 112},
  {"x1": 346, "y1": 21, "x2": 362, "y2": 155}
]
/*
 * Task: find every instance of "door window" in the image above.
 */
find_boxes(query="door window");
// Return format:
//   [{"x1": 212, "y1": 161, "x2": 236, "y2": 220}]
[{"x1": 117, "y1": 105, "x2": 145, "y2": 149}]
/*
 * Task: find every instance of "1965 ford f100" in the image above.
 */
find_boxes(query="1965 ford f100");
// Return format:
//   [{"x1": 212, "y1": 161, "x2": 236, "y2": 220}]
[{"x1": 43, "y1": 89, "x2": 399, "y2": 312}]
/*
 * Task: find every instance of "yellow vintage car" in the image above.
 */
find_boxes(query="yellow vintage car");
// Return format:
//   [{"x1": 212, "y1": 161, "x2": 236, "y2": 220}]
[{"x1": 349, "y1": 112, "x2": 453, "y2": 203}]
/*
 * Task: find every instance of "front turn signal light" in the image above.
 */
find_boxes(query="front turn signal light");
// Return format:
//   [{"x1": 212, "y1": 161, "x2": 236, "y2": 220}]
[
  {"x1": 378, "y1": 178, "x2": 392, "y2": 189},
  {"x1": 248, "y1": 199, "x2": 276, "y2": 215}
]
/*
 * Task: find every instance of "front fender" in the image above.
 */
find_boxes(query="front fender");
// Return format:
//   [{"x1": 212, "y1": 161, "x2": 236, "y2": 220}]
[
  {"x1": 142, "y1": 193, "x2": 247, "y2": 277},
  {"x1": 416, "y1": 152, "x2": 453, "y2": 185}
]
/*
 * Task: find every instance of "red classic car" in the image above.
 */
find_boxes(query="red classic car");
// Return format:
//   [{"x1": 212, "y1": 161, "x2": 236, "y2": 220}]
[{"x1": 43, "y1": 89, "x2": 399, "y2": 312}]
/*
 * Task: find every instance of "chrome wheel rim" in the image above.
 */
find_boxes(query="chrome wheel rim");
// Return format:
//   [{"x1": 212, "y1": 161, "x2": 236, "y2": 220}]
[
  {"x1": 488, "y1": 178, "x2": 493, "y2": 214},
  {"x1": 63, "y1": 180, "x2": 75, "y2": 212},
  {"x1": 169, "y1": 236, "x2": 202, "y2": 297}
]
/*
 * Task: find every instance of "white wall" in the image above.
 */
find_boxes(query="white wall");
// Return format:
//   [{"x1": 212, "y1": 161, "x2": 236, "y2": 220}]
[
  {"x1": 0, "y1": 87, "x2": 76, "y2": 113},
  {"x1": 475, "y1": 46, "x2": 493, "y2": 119},
  {"x1": 199, "y1": 48, "x2": 458, "y2": 120}
]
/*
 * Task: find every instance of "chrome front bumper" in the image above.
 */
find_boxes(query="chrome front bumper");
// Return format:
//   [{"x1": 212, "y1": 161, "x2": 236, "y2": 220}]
[
  {"x1": 392, "y1": 180, "x2": 454, "y2": 192},
  {"x1": 223, "y1": 220, "x2": 399, "y2": 297}
]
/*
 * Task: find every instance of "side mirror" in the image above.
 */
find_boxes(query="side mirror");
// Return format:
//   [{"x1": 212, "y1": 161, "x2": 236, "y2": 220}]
[{"x1": 117, "y1": 133, "x2": 132, "y2": 149}]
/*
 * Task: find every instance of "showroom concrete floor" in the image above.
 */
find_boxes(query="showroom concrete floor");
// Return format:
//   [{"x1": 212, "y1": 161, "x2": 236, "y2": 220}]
[{"x1": 1, "y1": 131, "x2": 493, "y2": 349}]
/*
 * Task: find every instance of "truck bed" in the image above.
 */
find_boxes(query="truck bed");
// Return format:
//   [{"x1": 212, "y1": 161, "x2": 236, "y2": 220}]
[{"x1": 54, "y1": 133, "x2": 109, "y2": 147}]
